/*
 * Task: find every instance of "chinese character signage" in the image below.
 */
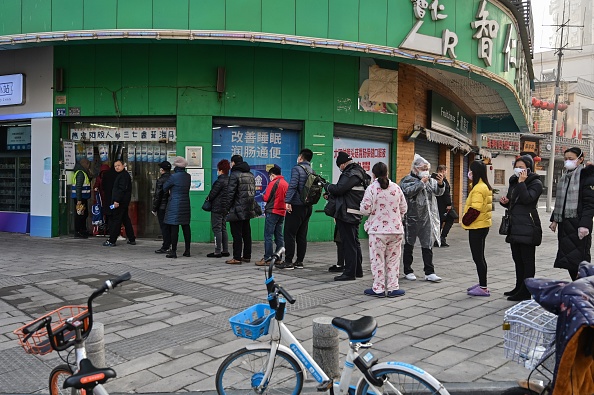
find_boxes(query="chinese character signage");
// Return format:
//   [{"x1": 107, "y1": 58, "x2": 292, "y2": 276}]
[
  {"x1": 212, "y1": 127, "x2": 299, "y2": 212},
  {"x1": 6, "y1": 126, "x2": 31, "y2": 150},
  {"x1": 332, "y1": 137, "x2": 389, "y2": 183},
  {"x1": 70, "y1": 127, "x2": 176, "y2": 142},
  {"x1": 0, "y1": 74, "x2": 24, "y2": 106},
  {"x1": 401, "y1": 0, "x2": 458, "y2": 59},
  {"x1": 486, "y1": 138, "x2": 519, "y2": 152},
  {"x1": 471, "y1": 0, "x2": 500, "y2": 67},
  {"x1": 429, "y1": 91, "x2": 472, "y2": 143}
]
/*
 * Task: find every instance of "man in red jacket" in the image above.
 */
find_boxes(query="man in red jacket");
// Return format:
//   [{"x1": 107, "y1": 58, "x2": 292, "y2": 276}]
[{"x1": 257, "y1": 165, "x2": 288, "y2": 266}]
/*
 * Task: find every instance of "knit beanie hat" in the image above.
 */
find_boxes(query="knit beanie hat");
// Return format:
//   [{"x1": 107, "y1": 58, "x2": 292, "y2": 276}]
[
  {"x1": 173, "y1": 156, "x2": 187, "y2": 168},
  {"x1": 336, "y1": 151, "x2": 352, "y2": 167}
]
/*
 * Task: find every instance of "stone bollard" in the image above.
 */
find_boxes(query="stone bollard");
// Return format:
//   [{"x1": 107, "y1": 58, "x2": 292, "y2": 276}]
[
  {"x1": 85, "y1": 322, "x2": 106, "y2": 368},
  {"x1": 312, "y1": 317, "x2": 340, "y2": 379}
]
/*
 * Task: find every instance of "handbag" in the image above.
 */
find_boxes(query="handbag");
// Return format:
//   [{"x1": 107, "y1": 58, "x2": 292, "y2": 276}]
[
  {"x1": 253, "y1": 200, "x2": 263, "y2": 216},
  {"x1": 446, "y1": 208, "x2": 459, "y2": 220},
  {"x1": 462, "y1": 207, "x2": 480, "y2": 226},
  {"x1": 202, "y1": 199, "x2": 212, "y2": 212},
  {"x1": 499, "y1": 209, "x2": 510, "y2": 235}
]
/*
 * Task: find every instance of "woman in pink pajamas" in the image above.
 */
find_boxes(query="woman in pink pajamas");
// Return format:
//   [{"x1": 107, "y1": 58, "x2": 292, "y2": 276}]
[{"x1": 360, "y1": 162, "x2": 408, "y2": 297}]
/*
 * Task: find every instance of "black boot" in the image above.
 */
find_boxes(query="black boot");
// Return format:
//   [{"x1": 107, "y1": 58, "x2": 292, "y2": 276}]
[
  {"x1": 166, "y1": 251, "x2": 177, "y2": 258},
  {"x1": 183, "y1": 250, "x2": 191, "y2": 257}
]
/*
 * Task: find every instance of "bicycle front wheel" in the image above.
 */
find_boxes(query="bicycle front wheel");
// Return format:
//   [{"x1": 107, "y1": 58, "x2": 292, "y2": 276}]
[
  {"x1": 49, "y1": 364, "x2": 78, "y2": 395},
  {"x1": 216, "y1": 347, "x2": 304, "y2": 395},
  {"x1": 355, "y1": 365, "x2": 446, "y2": 395}
]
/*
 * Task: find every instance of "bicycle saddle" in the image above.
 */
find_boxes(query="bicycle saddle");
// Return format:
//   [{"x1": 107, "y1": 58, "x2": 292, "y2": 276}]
[
  {"x1": 63, "y1": 358, "x2": 117, "y2": 389},
  {"x1": 332, "y1": 316, "x2": 377, "y2": 342}
]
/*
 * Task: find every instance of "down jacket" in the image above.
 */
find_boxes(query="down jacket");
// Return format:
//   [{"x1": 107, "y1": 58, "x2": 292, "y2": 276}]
[
  {"x1": 152, "y1": 172, "x2": 171, "y2": 212},
  {"x1": 500, "y1": 172, "x2": 543, "y2": 245},
  {"x1": 326, "y1": 162, "x2": 369, "y2": 225},
  {"x1": 461, "y1": 179, "x2": 492, "y2": 230},
  {"x1": 207, "y1": 174, "x2": 229, "y2": 214},
  {"x1": 399, "y1": 172, "x2": 444, "y2": 248},
  {"x1": 552, "y1": 164, "x2": 594, "y2": 272},
  {"x1": 163, "y1": 167, "x2": 191, "y2": 225},
  {"x1": 285, "y1": 161, "x2": 313, "y2": 206},
  {"x1": 526, "y1": 262, "x2": 594, "y2": 395},
  {"x1": 225, "y1": 161, "x2": 256, "y2": 221}
]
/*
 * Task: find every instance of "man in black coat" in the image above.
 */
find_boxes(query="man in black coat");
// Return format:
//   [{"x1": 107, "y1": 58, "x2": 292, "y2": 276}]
[
  {"x1": 103, "y1": 160, "x2": 136, "y2": 247},
  {"x1": 152, "y1": 161, "x2": 172, "y2": 253},
  {"x1": 435, "y1": 165, "x2": 454, "y2": 247},
  {"x1": 224, "y1": 155, "x2": 256, "y2": 264},
  {"x1": 324, "y1": 151, "x2": 369, "y2": 281}
]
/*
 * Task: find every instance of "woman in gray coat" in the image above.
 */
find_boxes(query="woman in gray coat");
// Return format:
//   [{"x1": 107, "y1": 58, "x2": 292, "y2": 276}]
[{"x1": 163, "y1": 156, "x2": 192, "y2": 258}]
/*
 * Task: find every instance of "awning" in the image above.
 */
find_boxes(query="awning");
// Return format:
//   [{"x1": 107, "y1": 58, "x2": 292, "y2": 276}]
[{"x1": 425, "y1": 129, "x2": 473, "y2": 153}]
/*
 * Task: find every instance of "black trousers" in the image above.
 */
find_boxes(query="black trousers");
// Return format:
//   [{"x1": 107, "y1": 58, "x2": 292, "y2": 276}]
[
  {"x1": 169, "y1": 224, "x2": 191, "y2": 253},
  {"x1": 336, "y1": 219, "x2": 363, "y2": 278},
  {"x1": 440, "y1": 218, "x2": 454, "y2": 242},
  {"x1": 403, "y1": 243, "x2": 435, "y2": 275},
  {"x1": 108, "y1": 204, "x2": 135, "y2": 244},
  {"x1": 157, "y1": 208, "x2": 171, "y2": 250},
  {"x1": 510, "y1": 242, "x2": 535, "y2": 295},
  {"x1": 73, "y1": 198, "x2": 88, "y2": 234},
  {"x1": 283, "y1": 205, "x2": 312, "y2": 263},
  {"x1": 334, "y1": 226, "x2": 345, "y2": 266},
  {"x1": 468, "y1": 227, "x2": 489, "y2": 287},
  {"x1": 230, "y1": 219, "x2": 252, "y2": 260}
]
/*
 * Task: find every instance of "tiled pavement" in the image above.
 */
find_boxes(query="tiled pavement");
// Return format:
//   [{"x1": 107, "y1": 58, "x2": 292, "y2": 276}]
[{"x1": 0, "y1": 204, "x2": 569, "y2": 394}]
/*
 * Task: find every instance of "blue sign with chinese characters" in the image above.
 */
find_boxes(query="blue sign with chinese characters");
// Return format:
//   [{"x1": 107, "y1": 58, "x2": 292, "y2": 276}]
[{"x1": 212, "y1": 127, "x2": 299, "y2": 211}]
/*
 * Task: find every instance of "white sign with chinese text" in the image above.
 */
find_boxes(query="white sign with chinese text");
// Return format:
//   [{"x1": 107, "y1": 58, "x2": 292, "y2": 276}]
[
  {"x1": 70, "y1": 127, "x2": 176, "y2": 142},
  {"x1": 188, "y1": 168, "x2": 204, "y2": 191},
  {"x1": 0, "y1": 74, "x2": 24, "y2": 106},
  {"x1": 63, "y1": 141, "x2": 76, "y2": 170},
  {"x1": 332, "y1": 137, "x2": 390, "y2": 183}
]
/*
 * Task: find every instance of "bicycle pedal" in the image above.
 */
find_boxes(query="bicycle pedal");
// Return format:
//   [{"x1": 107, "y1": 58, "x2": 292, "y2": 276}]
[{"x1": 316, "y1": 380, "x2": 333, "y2": 391}]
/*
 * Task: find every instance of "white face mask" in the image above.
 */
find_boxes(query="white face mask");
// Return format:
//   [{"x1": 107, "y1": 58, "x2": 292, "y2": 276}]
[
  {"x1": 564, "y1": 159, "x2": 578, "y2": 171},
  {"x1": 514, "y1": 168, "x2": 525, "y2": 177},
  {"x1": 418, "y1": 170, "x2": 430, "y2": 178}
]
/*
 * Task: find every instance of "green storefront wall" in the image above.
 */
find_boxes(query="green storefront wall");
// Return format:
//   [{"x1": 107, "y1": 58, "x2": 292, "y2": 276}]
[
  {"x1": 53, "y1": 43, "x2": 397, "y2": 241},
  {"x1": 2, "y1": 0, "x2": 531, "y2": 130}
]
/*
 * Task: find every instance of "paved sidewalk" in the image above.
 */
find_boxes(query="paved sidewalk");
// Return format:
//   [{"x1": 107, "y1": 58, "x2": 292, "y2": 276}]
[{"x1": 0, "y1": 204, "x2": 569, "y2": 394}]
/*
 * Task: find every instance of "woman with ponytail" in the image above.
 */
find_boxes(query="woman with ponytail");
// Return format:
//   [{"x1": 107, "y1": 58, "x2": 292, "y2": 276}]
[{"x1": 359, "y1": 162, "x2": 408, "y2": 297}]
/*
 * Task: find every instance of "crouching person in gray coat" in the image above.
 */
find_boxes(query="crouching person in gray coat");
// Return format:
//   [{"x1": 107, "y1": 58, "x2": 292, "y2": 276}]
[{"x1": 163, "y1": 156, "x2": 192, "y2": 259}]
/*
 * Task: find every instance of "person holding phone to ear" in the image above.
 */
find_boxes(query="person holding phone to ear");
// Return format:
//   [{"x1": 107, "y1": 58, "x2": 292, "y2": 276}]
[
  {"x1": 550, "y1": 147, "x2": 594, "y2": 280},
  {"x1": 499, "y1": 155, "x2": 543, "y2": 301}
]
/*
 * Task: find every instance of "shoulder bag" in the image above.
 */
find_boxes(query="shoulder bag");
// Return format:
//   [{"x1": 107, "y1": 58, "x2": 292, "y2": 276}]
[
  {"x1": 202, "y1": 199, "x2": 212, "y2": 212},
  {"x1": 499, "y1": 209, "x2": 510, "y2": 235}
]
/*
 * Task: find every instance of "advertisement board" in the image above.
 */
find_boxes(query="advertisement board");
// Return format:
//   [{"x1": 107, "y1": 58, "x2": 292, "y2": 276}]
[{"x1": 332, "y1": 137, "x2": 389, "y2": 183}]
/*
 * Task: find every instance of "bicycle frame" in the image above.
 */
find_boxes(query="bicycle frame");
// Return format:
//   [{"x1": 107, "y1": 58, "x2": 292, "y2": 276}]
[
  {"x1": 69, "y1": 324, "x2": 109, "y2": 395},
  {"x1": 252, "y1": 316, "x2": 384, "y2": 395}
]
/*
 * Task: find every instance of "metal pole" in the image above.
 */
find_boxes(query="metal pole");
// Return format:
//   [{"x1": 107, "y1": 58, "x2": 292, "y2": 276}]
[{"x1": 546, "y1": 34, "x2": 565, "y2": 212}]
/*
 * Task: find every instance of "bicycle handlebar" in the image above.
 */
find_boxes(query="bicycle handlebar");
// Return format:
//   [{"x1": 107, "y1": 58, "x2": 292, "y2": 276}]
[
  {"x1": 22, "y1": 272, "x2": 132, "y2": 350},
  {"x1": 264, "y1": 247, "x2": 296, "y2": 306}
]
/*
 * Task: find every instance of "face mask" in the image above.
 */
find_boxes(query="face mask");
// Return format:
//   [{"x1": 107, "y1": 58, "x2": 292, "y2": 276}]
[
  {"x1": 467, "y1": 171, "x2": 473, "y2": 180},
  {"x1": 418, "y1": 171, "x2": 430, "y2": 178},
  {"x1": 564, "y1": 159, "x2": 578, "y2": 171},
  {"x1": 514, "y1": 168, "x2": 526, "y2": 177}
]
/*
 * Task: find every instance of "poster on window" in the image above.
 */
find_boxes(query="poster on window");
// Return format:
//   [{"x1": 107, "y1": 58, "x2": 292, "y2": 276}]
[
  {"x1": 212, "y1": 127, "x2": 299, "y2": 211},
  {"x1": 332, "y1": 137, "x2": 390, "y2": 183},
  {"x1": 358, "y1": 59, "x2": 398, "y2": 114}
]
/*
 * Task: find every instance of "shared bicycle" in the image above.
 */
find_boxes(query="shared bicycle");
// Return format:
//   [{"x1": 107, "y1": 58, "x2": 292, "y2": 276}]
[
  {"x1": 216, "y1": 247, "x2": 450, "y2": 395},
  {"x1": 14, "y1": 272, "x2": 132, "y2": 395}
]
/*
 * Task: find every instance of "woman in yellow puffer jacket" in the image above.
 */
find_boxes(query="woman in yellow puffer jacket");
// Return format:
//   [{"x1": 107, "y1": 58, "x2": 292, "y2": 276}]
[{"x1": 461, "y1": 160, "x2": 493, "y2": 296}]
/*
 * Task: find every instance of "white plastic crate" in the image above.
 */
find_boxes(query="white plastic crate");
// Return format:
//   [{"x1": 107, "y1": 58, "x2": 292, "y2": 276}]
[{"x1": 503, "y1": 299, "x2": 557, "y2": 368}]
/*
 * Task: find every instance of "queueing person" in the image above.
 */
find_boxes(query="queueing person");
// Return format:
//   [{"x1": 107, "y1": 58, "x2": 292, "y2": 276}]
[
  {"x1": 225, "y1": 155, "x2": 257, "y2": 265},
  {"x1": 435, "y1": 164, "x2": 454, "y2": 247},
  {"x1": 279, "y1": 148, "x2": 315, "y2": 269},
  {"x1": 550, "y1": 147, "x2": 594, "y2": 280},
  {"x1": 399, "y1": 154, "x2": 444, "y2": 282},
  {"x1": 206, "y1": 159, "x2": 231, "y2": 258},
  {"x1": 72, "y1": 158, "x2": 92, "y2": 238},
  {"x1": 103, "y1": 160, "x2": 136, "y2": 247},
  {"x1": 152, "y1": 161, "x2": 172, "y2": 254},
  {"x1": 462, "y1": 160, "x2": 493, "y2": 296},
  {"x1": 324, "y1": 151, "x2": 368, "y2": 281},
  {"x1": 359, "y1": 162, "x2": 408, "y2": 297},
  {"x1": 163, "y1": 156, "x2": 191, "y2": 258},
  {"x1": 257, "y1": 164, "x2": 288, "y2": 266},
  {"x1": 499, "y1": 155, "x2": 543, "y2": 301}
]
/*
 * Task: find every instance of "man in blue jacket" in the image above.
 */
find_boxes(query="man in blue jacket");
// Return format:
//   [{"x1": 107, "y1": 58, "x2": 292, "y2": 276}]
[{"x1": 278, "y1": 149, "x2": 314, "y2": 270}]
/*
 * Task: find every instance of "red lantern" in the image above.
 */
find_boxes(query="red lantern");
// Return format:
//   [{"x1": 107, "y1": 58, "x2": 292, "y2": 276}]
[
  {"x1": 533, "y1": 99, "x2": 541, "y2": 108},
  {"x1": 546, "y1": 102, "x2": 555, "y2": 111},
  {"x1": 558, "y1": 103, "x2": 568, "y2": 112}
]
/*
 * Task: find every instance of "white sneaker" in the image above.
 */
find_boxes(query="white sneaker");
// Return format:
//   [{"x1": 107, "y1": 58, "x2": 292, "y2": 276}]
[
  {"x1": 425, "y1": 273, "x2": 442, "y2": 282},
  {"x1": 117, "y1": 235, "x2": 126, "y2": 241},
  {"x1": 404, "y1": 273, "x2": 417, "y2": 281}
]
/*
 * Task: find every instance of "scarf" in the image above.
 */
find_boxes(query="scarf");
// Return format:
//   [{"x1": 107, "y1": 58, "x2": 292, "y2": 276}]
[{"x1": 553, "y1": 164, "x2": 583, "y2": 222}]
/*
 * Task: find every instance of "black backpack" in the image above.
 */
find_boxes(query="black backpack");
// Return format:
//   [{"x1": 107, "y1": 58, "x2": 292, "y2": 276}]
[{"x1": 299, "y1": 165, "x2": 324, "y2": 206}]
